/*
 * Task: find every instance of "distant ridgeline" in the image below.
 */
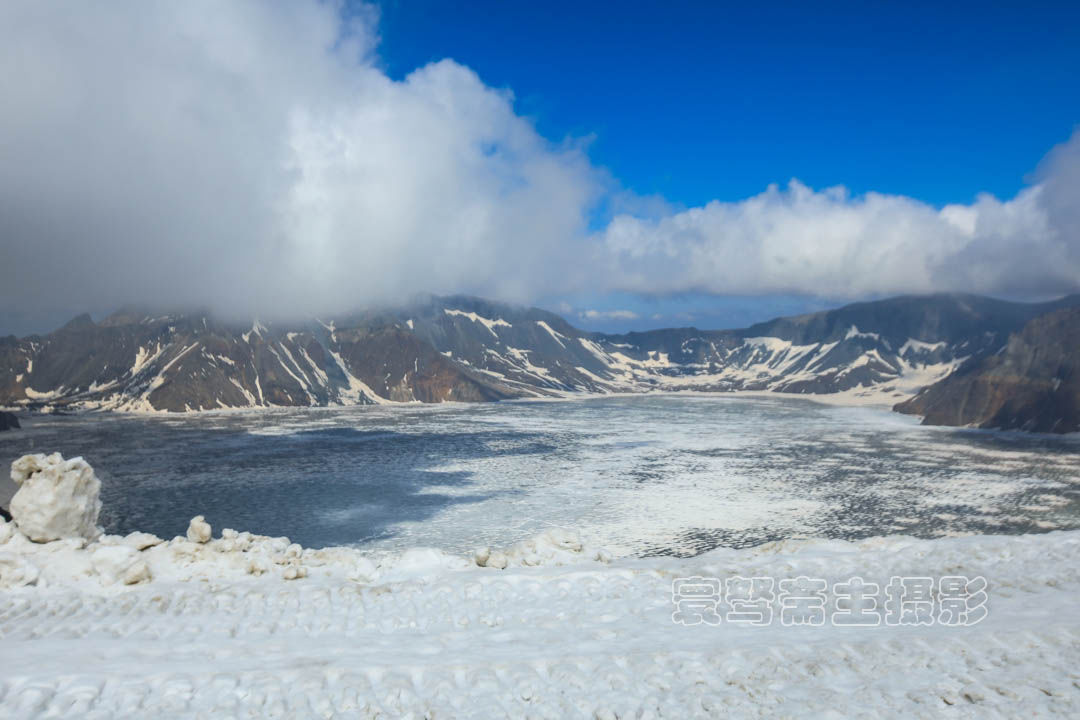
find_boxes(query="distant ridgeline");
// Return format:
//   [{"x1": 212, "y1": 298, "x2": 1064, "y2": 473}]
[{"x1": 1, "y1": 293, "x2": 1078, "y2": 433}]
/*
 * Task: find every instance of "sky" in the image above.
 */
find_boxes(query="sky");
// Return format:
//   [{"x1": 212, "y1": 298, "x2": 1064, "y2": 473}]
[
  {"x1": 0, "y1": 0, "x2": 1078, "y2": 336},
  {"x1": 377, "y1": 0, "x2": 1080, "y2": 207}
]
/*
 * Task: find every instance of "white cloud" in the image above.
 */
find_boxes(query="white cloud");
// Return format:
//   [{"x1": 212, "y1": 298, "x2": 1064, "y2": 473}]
[
  {"x1": 598, "y1": 157, "x2": 1079, "y2": 299},
  {"x1": 0, "y1": 0, "x2": 1076, "y2": 329},
  {"x1": 580, "y1": 309, "x2": 639, "y2": 321},
  {"x1": 0, "y1": 0, "x2": 599, "y2": 322}
]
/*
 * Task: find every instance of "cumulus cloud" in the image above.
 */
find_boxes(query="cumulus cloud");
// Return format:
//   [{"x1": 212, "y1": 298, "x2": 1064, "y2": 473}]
[
  {"x1": 598, "y1": 150, "x2": 1080, "y2": 300},
  {"x1": 0, "y1": 0, "x2": 1077, "y2": 331}
]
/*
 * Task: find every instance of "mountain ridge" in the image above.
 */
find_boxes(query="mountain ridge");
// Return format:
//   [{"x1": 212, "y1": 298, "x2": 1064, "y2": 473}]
[{"x1": 2, "y1": 293, "x2": 1078, "y2": 431}]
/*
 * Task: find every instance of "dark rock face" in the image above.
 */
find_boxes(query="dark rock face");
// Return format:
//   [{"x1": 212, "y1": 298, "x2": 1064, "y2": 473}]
[
  {"x1": 0, "y1": 411, "x2": 19, "y2": 431},
  {"x1": 0, "y1": 303, "x2": 539, "y2": 412},
  {"x1": 739, "y1": 293, "x2": 1069, "y2": 346},
  {"x1": 2, "y1": 293, "x2": 1079, "y2": 426},
  {"x1": 895, "y1": 308, "x2": 1080, "y2": 433}
]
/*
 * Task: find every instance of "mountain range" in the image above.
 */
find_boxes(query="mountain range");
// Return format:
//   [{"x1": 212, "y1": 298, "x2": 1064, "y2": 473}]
[{"x1": 2, "y1": 293, "x2": 1078, "y2": 433}]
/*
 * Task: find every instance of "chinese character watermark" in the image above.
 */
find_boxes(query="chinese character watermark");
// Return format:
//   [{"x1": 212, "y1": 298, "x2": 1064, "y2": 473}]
[
  {"x1": 779, "y1": 576, "x2": 827, "y2": 626},
  {"x1": 671, "y1": 574, "x2": 988, "y2": 627},
  {"x1": 726, "y1": 576, "x2": 774, "y2": 626},
  {"x1": 671, "y1": 576, "x2": 722, "y2": 626}
]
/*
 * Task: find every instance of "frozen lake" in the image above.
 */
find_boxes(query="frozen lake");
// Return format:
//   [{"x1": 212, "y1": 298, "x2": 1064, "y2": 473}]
[{"x1": 2, "y1": 395, "x2": 1078, "y2": 556}]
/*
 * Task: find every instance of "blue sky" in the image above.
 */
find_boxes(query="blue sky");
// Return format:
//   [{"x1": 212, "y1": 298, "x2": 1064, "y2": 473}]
[
  {"x1": 376, "y1": 0, "x2": 1079, "y2": 207},
  {"x1": 373, "y1": 0, "x2": 1080, "y2": 331},
  {"x1": 1, "y1": 1, "x2": 1078, "y2": 336}
]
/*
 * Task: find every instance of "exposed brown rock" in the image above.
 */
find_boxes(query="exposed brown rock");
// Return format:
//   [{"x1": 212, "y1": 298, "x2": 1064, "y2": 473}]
[{"x1": 895, "y1": 308, "x2": 1080, "y2": 433}]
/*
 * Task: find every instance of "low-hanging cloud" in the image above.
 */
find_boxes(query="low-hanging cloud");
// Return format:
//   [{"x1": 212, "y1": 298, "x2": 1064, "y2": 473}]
[
  {"x1": 0, "y1": 0, "x2": 600, "y2": 323},
  {"x1": 599, "y1": 168, "x2": 1078, "y2": 300},
  {"x1": 0, "y1": 0, "x2": 1077, "y2": 331}
]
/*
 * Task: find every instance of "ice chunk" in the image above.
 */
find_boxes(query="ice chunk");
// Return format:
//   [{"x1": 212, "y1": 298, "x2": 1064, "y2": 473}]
[
  {"x1": 247, "y1": 557, "x2": 270, "y2": 576},
  {"x1": 282, "y1": 565, "x2": 307, "y2": 580},
  {"x1": 475, "y1": 529, "x2": 604, "y2": 569},
  {"x1": 186, "y1": 515, "x2": 212, "y2": 543},
  {"x1": 123, "y1": 531, "x2": 164, "y2": 551},
  {"x1": 91, "y1": 545, "x2": 152, "y2": 586},
  {"x1": 9, "y1": 453, "x2": 102, "y2": 543},
  {"x1": 503, "y1": 528, "x2": 587, "y2": 567},
  {"x1": 485, "y1": 550, "x2": 509, "y2": 569},
  {"x1": 473, "y1": 546, "x2": 491, "y2": 566}
]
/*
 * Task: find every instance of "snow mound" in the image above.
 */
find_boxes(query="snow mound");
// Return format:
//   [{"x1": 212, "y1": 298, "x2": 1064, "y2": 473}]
[
  {"x1": 476, "y1": 527, "x2": 613, "y2": 569},
  {"x1": 0, "y1": 514, "x2": 612, "y2": 591},
  {"x1": 375, "y1": 547, "x2": 471, "y2": 581},
  {"x1": 9, "y1": 453, "x2": 102, "y2": 543}
]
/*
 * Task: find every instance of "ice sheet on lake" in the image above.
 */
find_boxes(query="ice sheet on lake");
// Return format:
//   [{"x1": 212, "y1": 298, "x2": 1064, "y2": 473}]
[{"x1": 1, "y1": 395, "x2": 1078, "y2": 555}]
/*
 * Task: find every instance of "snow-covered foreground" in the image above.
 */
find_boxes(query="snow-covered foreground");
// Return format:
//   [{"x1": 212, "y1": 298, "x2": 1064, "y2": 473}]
[{"x1": 2, "y1": 518, "x2": 1079, "y2": 718}]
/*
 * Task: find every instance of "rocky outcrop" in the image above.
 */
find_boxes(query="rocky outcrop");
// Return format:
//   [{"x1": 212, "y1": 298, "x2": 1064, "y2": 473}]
[
  {"x1": 0, "y1": 410, "x2": 18, "y2": 431},
  {"x1": 895, "y1": 308, "x2": 1080, "y2": 433}
]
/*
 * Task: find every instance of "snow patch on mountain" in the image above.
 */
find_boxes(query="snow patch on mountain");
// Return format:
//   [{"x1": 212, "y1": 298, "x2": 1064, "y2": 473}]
[
  {"x1": 327, "y1": 348, "x2": 387, "y2": 406},
  {"x1": 535, "y1": 320, "x2": 567, "y2": 348},
  {"x1": 844, "y1": 324, "x2": 881, "y2": 342},
  {"x1": 443, "y1": 308, "x2": 512, "y2": 337}
]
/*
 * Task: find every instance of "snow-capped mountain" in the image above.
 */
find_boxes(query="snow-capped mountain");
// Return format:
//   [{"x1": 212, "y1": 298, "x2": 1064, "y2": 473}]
[{"x1": 2, "y1": 293, "x2": 1078, "y2": 425}]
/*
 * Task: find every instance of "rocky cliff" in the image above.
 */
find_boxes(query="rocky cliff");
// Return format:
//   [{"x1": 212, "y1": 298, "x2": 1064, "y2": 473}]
[{"x1": 895, "y1": 307, "x2": 1080, "y2": 433}]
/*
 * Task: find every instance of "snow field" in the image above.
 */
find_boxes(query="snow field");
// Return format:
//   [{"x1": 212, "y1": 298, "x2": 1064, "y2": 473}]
[{"x1": 1, "y1": 524, "x2": 1078, "y2": 718}]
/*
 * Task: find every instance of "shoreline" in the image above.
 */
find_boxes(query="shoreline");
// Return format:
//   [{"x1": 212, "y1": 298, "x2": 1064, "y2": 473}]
[
  {"x1": 8, "y1": 389, "x2": 1078, "y2": 441},
  {"x1": 2, "y1": 384, "x2": 911, "y2": 417}
]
